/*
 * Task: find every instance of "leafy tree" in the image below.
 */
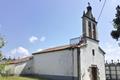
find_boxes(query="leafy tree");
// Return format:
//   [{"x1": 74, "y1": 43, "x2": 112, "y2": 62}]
[
  {"x1": 111, "y1": 5, "x2": 120, "y2": 41},
  {"x1": 0, "y1": 36, "x2": 6, "y2": 76},
  {"x1": 0, "y1": 51, "x2": 2, "y2": 60},
  {"x1": 0, "y1": 51, "x2": 5, "y2": 76}
]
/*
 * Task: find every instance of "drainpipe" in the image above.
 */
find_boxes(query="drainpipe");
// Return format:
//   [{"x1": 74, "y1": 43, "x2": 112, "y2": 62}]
[{"x1": 77, "y1": 47, "x2": 81, "y2": 80}]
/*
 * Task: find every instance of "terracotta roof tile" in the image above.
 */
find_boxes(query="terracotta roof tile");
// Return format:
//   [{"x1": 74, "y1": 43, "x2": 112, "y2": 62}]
[
  {"x1": 9, "y1": 56, "x2": 33, "y2": 64},
  {"x1": 33, "y1": 44, "x2": 85, "y2": 55},
  {"x1": 33, "y1": 45, "x2": 70, "y2": 55}
]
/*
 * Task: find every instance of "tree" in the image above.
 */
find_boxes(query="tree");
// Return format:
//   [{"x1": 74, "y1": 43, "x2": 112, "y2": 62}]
[
  {"x1": 0, "y1": 36, "x2": 5, "y2": 60},
  {"x1": 0, "y1": 51, "x2": 5, "y2": 76},
  {"x1": 0, "y1": 36, "x2": 6, "y2": 76},
  {"x1": 0, "y1": 51, "x2": 2, "y2": 60},
  {"x1": 0, "y1": 36, "x2": 5, "y2": 48},
  {"x1": 111, "y1": 5, "x2": 120, "y2": 41}
]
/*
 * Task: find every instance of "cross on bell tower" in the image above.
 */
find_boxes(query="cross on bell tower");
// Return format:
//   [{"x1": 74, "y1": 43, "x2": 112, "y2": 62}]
[{"x1": 82, "y1": 3, "x2": 98, "y2": 41}]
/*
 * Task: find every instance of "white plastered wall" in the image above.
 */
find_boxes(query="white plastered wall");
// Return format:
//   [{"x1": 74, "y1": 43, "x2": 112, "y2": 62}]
[
  {"x1": 33, "y1": 49, "x2": 78, "y2": 77},
  {"x1": 80, "y1": 38, "x2": 106, "y2": 80}
]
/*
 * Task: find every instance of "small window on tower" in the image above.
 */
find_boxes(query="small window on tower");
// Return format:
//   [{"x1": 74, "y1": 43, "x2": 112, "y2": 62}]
[
  {"x1": 92, "y1": 49, "x2": 95, "y2": 56},
  {"x1": 93, "y1": 23, "x2": 96, "y2": 39},
  {"x1": 88, "y1": 21, "x2": 92, "y2": 38}
]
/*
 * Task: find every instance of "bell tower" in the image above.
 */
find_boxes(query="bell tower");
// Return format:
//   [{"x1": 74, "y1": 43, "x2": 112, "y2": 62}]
[{"x1": 82, "y1": 3, "x2": 98, "y2": 41}]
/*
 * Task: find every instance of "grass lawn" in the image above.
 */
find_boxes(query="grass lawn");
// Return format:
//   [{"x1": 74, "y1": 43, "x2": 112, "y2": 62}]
[{"x1": 0, "y1": 76, "x2": 46, "y2": 80}]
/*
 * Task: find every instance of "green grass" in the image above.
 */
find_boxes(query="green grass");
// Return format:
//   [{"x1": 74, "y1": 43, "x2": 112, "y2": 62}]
[{"x1": 0, "y1": 76, "x2": 46, "y2": 80}]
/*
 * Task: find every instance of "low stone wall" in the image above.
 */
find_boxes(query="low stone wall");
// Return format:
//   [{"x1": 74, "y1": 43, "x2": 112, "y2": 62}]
[{"x1": 4, "y1": 57, "x2": 33, "y2": 76}]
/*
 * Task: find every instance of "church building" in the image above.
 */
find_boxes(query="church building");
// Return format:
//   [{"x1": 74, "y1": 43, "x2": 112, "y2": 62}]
[{"x1": 32, "y1": 4, "x2": 106, "y2": 80}]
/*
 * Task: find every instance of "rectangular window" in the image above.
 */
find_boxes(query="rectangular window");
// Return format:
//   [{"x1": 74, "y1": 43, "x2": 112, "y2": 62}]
[
  {"x1": 88, "y1": 21, "x2": 92, "y2": 38},
  {"x1": 93, "y1": 23, "x2": 96, "y2": 39},
  {"x1": 92, "y1": 49, "x2": 95, "y2": 56}
]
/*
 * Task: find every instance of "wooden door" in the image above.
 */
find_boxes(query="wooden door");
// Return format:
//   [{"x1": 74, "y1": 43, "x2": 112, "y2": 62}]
[{"x1": 91, "y1": 67, "x2": 97, "y2": 80}]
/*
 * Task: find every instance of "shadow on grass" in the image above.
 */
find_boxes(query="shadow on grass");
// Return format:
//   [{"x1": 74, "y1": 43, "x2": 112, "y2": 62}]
[
  {"x1": 0, "y1": 75, "x2": 47, "y2": 80},
  {"x1": 21, "y1": 75, "x2": 47, "y2": 80}
]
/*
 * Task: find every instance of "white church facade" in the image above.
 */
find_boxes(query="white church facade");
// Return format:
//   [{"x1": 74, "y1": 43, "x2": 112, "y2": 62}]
[
  {"x1": 32, "y1": 4, "x2": 106, "y2": 80},
  {"x1": 2, "y1": 4, "x2": 106, "y2": 80}
]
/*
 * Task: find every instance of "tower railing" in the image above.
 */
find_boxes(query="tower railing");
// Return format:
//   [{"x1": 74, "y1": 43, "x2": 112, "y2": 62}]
[{"x1": 70, "y1": 35, "x2": 86, "y2": 47}]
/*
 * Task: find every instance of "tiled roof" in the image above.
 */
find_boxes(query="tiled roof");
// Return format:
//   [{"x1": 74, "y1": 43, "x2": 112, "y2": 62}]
[
  {"x1": 33, "y1": 44, "x2": 85, "y2": 55},
  {"x1": 9, "y1": 56, "x2": 33, "y2": 64}
]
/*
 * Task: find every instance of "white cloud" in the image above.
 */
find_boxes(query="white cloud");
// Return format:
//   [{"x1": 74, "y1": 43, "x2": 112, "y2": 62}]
[
  {"x1": 37, "y1": 48, "x2": 43, "y2": 52},
  {"x1": 102, "y1": 43, "x2": 120, "y2": 62},
  {"x1": 29, "y1": 36, "x2": 46, "y2": 43},
  {"x1": 40, "y1": 36, "x2": 46, "y2": 42},
  {"x1": 10, "y1": 46, "x2": 30, "y2": 58},
  {"x1": 29, "y1": 36, "x2": 38, "y2": 43}
]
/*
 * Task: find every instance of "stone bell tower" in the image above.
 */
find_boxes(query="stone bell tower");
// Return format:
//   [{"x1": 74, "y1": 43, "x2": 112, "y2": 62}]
[{"x1": 82, "y1": 3, "x2": 98, "y2": 41}]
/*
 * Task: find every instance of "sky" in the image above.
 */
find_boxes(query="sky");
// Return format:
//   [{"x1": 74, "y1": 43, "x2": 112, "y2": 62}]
[{"x1": 0, "y1": 0, "x2": 120, "y2": 62}]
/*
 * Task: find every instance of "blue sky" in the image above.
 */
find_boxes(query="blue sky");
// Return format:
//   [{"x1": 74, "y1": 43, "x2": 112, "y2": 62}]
[{"x1": 0, "y1": 0, "x2": 120, "y2": 61}]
